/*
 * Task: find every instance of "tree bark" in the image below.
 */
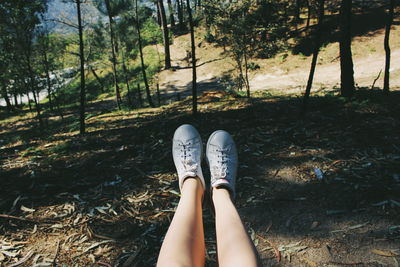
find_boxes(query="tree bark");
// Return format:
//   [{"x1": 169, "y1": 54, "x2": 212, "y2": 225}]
[
  {"x1": 339, "y1": 0, "x2": 355, "y2": 97},
  {"x1": 26, "y1": 49, "x2": 44, "y2": 129},
  {"x1": 156, "y1": 83, "x2": 161, "y2": 106},
  {"x1": 302, "y1": 0, "x2": 325, "y2": 114},
  {"x1": 156, "y1": 1, "x2": 162, "y2": 26},
  {"x1": 77, "y1": 0, "x2": 86, "y2": 134},
  {"x1": 306, "y1": 0, "x2": 311, "y2": 30},
  {"x1": 167, "y1": 0, "x2": 175, "y2": 27},
  {"x1": 1, "y1": 85, "x2": 13, "y2": 112},
  {"x1": 13, "y1": 90, "x2": 18, "y2": 107},
  {"x1": 90, "y1": 66, "x2": 105, "y2": 92},
  {"x1": 137, "y1": 83, "x2": 142, "y2": 107},
  {"x1": 158, "y1": 0, "x2": 172, "y2": 69},
  {"x1": 136, "y1": 0, "x2": 154, "y2": 107},
  {"x1": 295, "y1": 0, "x2": 301, "y2": 21},
  {"x1": 177, "y1": 0, "x2": 184, "y2": 31},
  {"x1": 105, "y1": 0, "x2": 122, "y2": 109},
  {"x1": 383, "y1": 0, "x2": 394, "y2": 95},
  {"x1": 186, "y1": 0, "x2": 197, "y2": 116},
  {"x1": 243, "y1": 48, "x2": 250, "y2": 98},
  {"x1": 43, "y1": 48, "x2": 53, "y2": 111},
  {"x1": 122, "y1": 57, "x2": 133, "y2": 107}
]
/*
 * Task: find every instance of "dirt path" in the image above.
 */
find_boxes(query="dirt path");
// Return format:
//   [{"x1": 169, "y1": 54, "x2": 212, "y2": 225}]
[
  {"x1": 250, "y1": 48, "x2": 400, "y2": 93},
  {"x1": 158, "y1": 29, "x2": 400, "y2": 96}
]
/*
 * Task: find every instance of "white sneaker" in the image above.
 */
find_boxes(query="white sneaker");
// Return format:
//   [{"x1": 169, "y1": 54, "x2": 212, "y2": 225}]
[
  {"x1": 206, "y1": 130, "x2": 238, "y2": 198},
  {"x1": 172, "y1": 124, "x2": 205, "y2": 191}
]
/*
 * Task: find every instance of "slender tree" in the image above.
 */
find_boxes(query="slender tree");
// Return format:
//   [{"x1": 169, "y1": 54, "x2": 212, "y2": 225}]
[
  {"x1": 186, "y1": 0, "x2": 197, "y2": 115},
  {"x1": 167, "y1": 0, "x2": 175, "y2": 27},
  {"x1": 306, "y1": 0, "x2": 311, "y2": 30},
  {"x1": 38, "y1": 29, "x2": 54, "y2": 111},
  {"x1": 383, "y1": 0, "x2": 395, "y2": 95},
  {"x1": 339, "y1": 0, "x2": 355, "y2": 97},
  {"x1": 102, "y1": 0, "x2": 123, "y2": 109},
  {"x1": 302, "y1": 0, "x2": 325, "y2": 114},
  {"x1": 177, "y1": 0, "x2": 184, "y2": 31},
  {"x1": 135, "y1": 0, "x2": 154, "y2": 107},
  {"x1": 77, "y1": 0, "x2": 86, "y2": 134},
  {"x1": 157, "y1": 0, "x2": 172, "y2": 69}
]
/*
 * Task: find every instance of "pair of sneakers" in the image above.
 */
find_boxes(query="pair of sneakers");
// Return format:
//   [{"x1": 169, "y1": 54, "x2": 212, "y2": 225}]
[{"x1": 172, "y1": 124, "x2": 238, "y2": 198}]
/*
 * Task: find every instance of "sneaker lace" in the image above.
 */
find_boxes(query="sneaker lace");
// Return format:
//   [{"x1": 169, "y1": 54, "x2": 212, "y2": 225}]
[
  {"x1": 211, "y1": 148, "x2": 230, "y2": 180},
  {"x1": 178, "y1": 141, "x2": 198, "y2": 173}
]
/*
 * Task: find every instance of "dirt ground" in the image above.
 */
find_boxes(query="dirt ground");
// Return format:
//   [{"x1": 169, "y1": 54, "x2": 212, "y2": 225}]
[
  {"x1": 0, "y1": 90, "x2": 399, "y2": 266},
  {"x1": 157, "y1": 24, "x2": 400, "y2": 97}
]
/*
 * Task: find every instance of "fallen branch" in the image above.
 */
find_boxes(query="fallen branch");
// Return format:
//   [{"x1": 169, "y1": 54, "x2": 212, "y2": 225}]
[
  {"x1": 257, "y1": 234, "x2": 281, "y2": 263},
  {"x1": 0, "y1": 214, "x2": 55, "y2": 224},
  {"x1": 328, "y1": 261, "x2": 364, "y2": 266},
  {"x1": 371, "y1": 69, "x2": 382, "y2": 89},
  {"x1": 0, "y1": 214, "x2": 38, "y2": 223}
]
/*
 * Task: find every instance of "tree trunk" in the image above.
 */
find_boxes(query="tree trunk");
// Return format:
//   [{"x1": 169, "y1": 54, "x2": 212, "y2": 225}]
[
  {"x1": 90, "y1": 66, "x2": 105, "y2": 92},
  {"x1": 158, "y1": 0, "x2": 172, "y2": 69},
  {"x1": 186, "y1": 0, "x2": 197, "y2": 116},
  {"x1": 156, "y1": 83, "x2": 161, "y2": 106},
  {"x1": 177, "y1": 0, "x2": 184, "y2": 31},
  {"x1": 243, "y1": 48, "x2": 250, "y2": 98},
  {"x1": 43, "y1": 49, "x2": 53, "y2": 111},
  {"x1": 122, "y1": 57, "x2": 133, "y2": 107},
  {"x1": 302, "y1": 0, "x2": 325, "y2": 114},
  {"x1": 136, "y1": 0, "x2": 154, "y2": 107},
  {"x1": 137, "y1": 83, "x2": 142, "y2": 107},
  {"x1": 27, "y1": 91, "x2": 33, "y2": 112},
  {"x1": 306, "y1": 0, "x2": 311, "y2": 30},
  {"x1": 237, "y1": 55, "x2": 244, "y2": 90},
  {"x1": 26, "y1": 51, "x2": 44, "y2": 129},
  {"x1": 77, "y1": 0, "x2": 86, "y2": 134},
  {"x1": 167, "y1": 0, "x2": 175, "y2": 27},
  {"x1": 105, "y1": 0, "x2": 122, "y2": 109},
  {"x1": 339, "y1": 0, "x2": 355, "y2": 98},
  {"x1": 383, "y1": 0, "x2": 394, "y2": 95},
  {"x1": 51, "y1": 91, "x2": 64, "y2": 121},
  {"x1": 1, "y1": 85, "x2": 13, "y2": 112},
  {"x1": 295, "y1": 0, "x2": 301, "y2": 21},
  {"x1": 156, "y1": 1, "x2": 162, "y2": 26},
  {"x1": 13, "y1": 90, "x2": 18, "y2": 107}
]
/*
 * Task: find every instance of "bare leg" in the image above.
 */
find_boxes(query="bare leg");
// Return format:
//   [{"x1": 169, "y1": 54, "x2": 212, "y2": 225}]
[
  {"x1": 213, "y1": 188, "x2": 258, "y2": 267},
  {"x1": 157, "y1": 178, "x2": 205, "y2": 267}
]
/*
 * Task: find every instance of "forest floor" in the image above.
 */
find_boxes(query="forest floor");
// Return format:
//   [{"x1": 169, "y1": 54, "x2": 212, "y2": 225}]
[
  {"x1": 1, "y1": 11, "x2": 400, "y2": 267},
  {"x1": 0, "y1": 89, "x2": 400, "y2": 266}
]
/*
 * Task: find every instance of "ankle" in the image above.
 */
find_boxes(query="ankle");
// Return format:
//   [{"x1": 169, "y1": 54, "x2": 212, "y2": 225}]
[
  {"x1": 181, "y1": 177, "x2": 204, "y2": 197},
  {"x1": 212, "y1": 187, "x2": 232, "y2": 203}
]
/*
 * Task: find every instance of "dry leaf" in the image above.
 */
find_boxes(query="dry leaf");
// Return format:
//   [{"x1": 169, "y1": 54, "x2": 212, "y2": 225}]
[
  {"x1": 371, "y1": 249, "x2": 399, "y2": 257},
  {"x1": 20, "y1": 205, "x2": 35, "y2": 213},
  {"x1": 94, "y1": 245, "x2": 112, "y2": 256}
]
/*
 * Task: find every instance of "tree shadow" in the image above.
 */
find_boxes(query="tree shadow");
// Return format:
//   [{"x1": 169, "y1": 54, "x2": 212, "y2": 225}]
[
  {"x1": 0, "y1": 90, "x2": 399, "y2": 265},
  {"x1": 292, "y1": 7, "x2": 389, "y2": 56}
]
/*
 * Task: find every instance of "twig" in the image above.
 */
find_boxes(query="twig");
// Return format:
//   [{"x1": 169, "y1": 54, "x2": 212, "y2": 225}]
[
  {"x1": 0, "y1": 214, "x2": 37, "y2": 223},
  {"x1": 7, "y1": 250, "x2": 34, "y2": 267},
  {"x1": 0, "y1": 214, "x2": 55, "y2": 224},
  {"x1": 97, "y1": 262, "x2": 112, "y2": 267},
  {"x1": 328, "y1": 262, "x2": 363, "y2": 266},
  {"x1": 371, "y1": 69, "x2": 382, "y2": 89},
  {"x1": 52, "y1": 240, "x2": 60, "y2": 265},
  {"x1": 257, "y1": 235, "x2": 281, "y2": 262}
]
